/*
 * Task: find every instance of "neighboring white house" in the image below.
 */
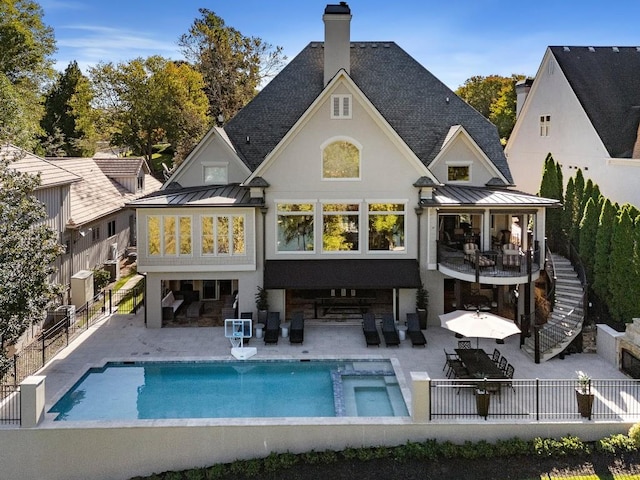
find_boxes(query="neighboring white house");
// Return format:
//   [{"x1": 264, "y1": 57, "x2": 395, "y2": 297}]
[
  {"x1": 505, "y1": 46, "x2": 640, "y2": 206},
  {"x1": 131, "y1": 3, "x2": 559, "y2": 330},
  {"x1": 3, "y1": 144, "x2": 162, "y2": 304}
]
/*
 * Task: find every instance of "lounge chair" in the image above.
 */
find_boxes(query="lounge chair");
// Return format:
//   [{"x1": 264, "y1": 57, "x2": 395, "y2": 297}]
[
  {"x1": 289, "y1": 312, "x2": 304, "y2": 344},
  {"x1": 406, "y1": 313, "x2": 426, "y2": 347},
  {"x1": 362, "y1": 313, "x2": 380, "y2": 347},
  {"x1": 381, "y1": 314, "x2": 400, "y2": 347},
  {"x1": 264, "y1": 311, "x2": 280, "y2": 344}
]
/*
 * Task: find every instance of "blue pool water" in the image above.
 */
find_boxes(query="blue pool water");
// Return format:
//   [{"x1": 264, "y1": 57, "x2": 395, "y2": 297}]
[{"x1": 49, "y1": 360, "x2": 409, "y2": 421}]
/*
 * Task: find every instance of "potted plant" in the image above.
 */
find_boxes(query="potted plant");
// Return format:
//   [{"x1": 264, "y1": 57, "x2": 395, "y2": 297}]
[
  {"x1": 255, "y1": 286, "x2": 269, "y2": 324},
  {"x1": 415, "y1": 284, "x2": 429, "y2": 329},
  {"x1": 475, "y1": 388, "x2": 490, "y2": 419},
  {"x1": 575, "y1": 372, "x2": 594, "y2": 419}
]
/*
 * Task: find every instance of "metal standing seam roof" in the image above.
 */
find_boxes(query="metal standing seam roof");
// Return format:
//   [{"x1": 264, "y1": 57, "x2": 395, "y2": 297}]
[
  {"x1": 427, "y1": 184, "x2": 561, "y2": 207},
  {"x1": 549, "y1": 46, "x2": 640, "y2": 158},
  {"x1": 128, "y1": 184, "x2": 257, "y2": 208},
  {"x1": 2, "y1": 144, "x2": 81, "y2": 188},
  {"x1": 224, "y1": 42, "x2": 511, "y2": 183}
]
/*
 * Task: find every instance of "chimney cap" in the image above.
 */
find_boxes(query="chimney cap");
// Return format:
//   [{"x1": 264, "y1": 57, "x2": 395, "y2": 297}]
[{"x1": 325, "y1": 2, "x2": 350, "y2": 14}]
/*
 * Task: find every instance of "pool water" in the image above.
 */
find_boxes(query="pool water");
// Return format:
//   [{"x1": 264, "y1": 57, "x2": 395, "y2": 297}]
[{"x1": 49, "y1": 360, "x2": 408, "y2": 421}]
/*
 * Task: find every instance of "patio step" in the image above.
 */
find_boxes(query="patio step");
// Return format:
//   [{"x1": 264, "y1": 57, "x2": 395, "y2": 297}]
[{"x1": 524, "y1": 253, "x2": 585, "y2": 362}]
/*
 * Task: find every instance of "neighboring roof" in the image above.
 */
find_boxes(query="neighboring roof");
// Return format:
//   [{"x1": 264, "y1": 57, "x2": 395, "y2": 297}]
[
  {"x1": 48, "y1": 158, "x2": 162, "y2": 226},
  {"x1": 128, "y1": 184, "x2": 258, "y2": 208},
  {"x1": 424, "y1": 185, "x2": 561, "y2": 208},
  {"x1": 225, "y1": 42, "x2": 511, "y2": 182},
  {"x1": 2, "y1": 144, "x2": 81, "y2": 188},
  {"x1": 264, "y1": 259, "x2": 422, "y2": 289},
  {"x1": 93, "y1": 157, "x2": 148, "y2": 177},
  {"x1": 549, "y1": 46, "x2": 640, "y2": 158}
]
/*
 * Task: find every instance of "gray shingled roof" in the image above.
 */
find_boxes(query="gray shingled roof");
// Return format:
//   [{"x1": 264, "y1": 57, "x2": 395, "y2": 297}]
[
  {"x1": 425, "y1": 185, "x2": 561, "y2": 207},
  {"x1": 225, "y1": 42, "x2": 511, "y2": 183},
  {"x1": 550, "y1": 46, "x2": 640, "y2": 158}
]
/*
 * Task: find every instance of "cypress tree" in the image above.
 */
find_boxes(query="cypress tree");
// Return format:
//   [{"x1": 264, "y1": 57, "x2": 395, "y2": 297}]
[
  {"x1": 570, "y1": 170, "x2": 585, "y2": 246},
  {"x1": 578, "y1": 197, "x2": 598, "y2": 285},
  {"x1": 593, "y1": 199, "x2": 616, "y2": 303},
  {"x1": 563, "y1": 178, "x2": 575, "y2": 248},
  {"x1": 608, "y1": 206, "x2": 634, "y2": 324},
  {"x1": 539, "y1": 153, "x2": 562, "y2": 250}
]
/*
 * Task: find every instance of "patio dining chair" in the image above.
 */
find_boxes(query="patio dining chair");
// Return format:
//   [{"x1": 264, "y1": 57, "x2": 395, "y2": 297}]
[
  {"x1": 490, "y1": 348, "x2": 501, "y2": 365},
  {"x1": 497, "y1": 356, "x2": 507, "y2": 373},
  {"x1": 457, "y1": 340, "x2": 472, "y2": 349},
  {"x1": 504, "y1": 363, "x2": 516, "y2": 392},
  {"x1": 443, "y1": 349, "x2": 464, "y2": 378}
]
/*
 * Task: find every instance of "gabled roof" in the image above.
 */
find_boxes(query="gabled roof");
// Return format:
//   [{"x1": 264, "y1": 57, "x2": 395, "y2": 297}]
[
  {"x1": 2, "y1": 144, "x2": 81, "y2": 188},
  {"x1": 129, "y1": 184, "x2": 258, "y2": 208},
  {"x1": 225, "y1": 42, "x2": 511, "y2": 183},
  {"x1": 549, "y1": 46, "x2": 640, "y2": 158},
  {"x1": 93, "y1": 157, "x2": 149, "y2": 177},
  {"x1": 424, "y1": 185, "x2": 561, "y2": 208},
  {"x1": 48, "y1": 158, "x2": 162, "y2": 226}
]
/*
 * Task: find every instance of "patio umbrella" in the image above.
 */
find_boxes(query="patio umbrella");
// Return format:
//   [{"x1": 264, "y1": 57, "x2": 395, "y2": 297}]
[{"x1": 439, "y1": 310, "x2": 521, "y2": 347}]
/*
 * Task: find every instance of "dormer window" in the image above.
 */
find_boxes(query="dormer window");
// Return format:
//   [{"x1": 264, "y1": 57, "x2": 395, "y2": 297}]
[
  {"x1": 203, "y1": 163, "x2": 228, "y2": 185},
  {"x1": 331, "y1": 94, "x2": 352, "y2": 119},
  {"x1": 137, "y1": 175, "x2": 144, "y2": 191},
  {"x1": 447, "y1": 164, "x2": 470, "y2": 182}
]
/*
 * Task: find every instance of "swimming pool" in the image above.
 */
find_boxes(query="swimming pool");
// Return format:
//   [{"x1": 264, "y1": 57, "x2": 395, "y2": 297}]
[{"x1": 49, "y1": 359, "x2": 409, "y2": 421}]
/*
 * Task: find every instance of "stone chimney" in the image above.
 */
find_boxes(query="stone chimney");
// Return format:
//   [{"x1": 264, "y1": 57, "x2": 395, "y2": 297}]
[
  {"x1": 515, "y1": 78, "x2": 533, "y2": 119},
  {"x1": 323, "y1": 2, "x2": 351, "y2": 86}
]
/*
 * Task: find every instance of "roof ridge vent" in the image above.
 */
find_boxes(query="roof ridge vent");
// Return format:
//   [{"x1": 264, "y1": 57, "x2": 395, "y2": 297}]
[
  {"x1": 588, "y1": 46, "x2": 595, "y2": 52},
  {"x1": 612, "y1": 46, "x2": 619, "y2": 52},
  {"x1": 563, "y1": 46, "x2": 570, "y2": 52}
]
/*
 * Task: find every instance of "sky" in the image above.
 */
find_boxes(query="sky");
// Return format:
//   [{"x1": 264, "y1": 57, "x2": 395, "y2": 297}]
[{"x1": 39, "y1": 0, "x2": 640, "y2": 90}]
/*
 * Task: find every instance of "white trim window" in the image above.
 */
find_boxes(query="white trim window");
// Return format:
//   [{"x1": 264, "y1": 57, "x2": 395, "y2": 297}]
[
  {"x1": 201, "y1": 215, "x2": 246, "y2": 256},
  {"x1": 367, "y1": 203, "x2": 406, "y2": 252},
  {"x1": 276, "y1": 203, "x2": 315, "y2": 252},
  {"x1": 331, "y1": 94, "x2": 352, "y2": 119},
  {"x1": 322, "y1": 139, "x2": 361, "y2": 180},
  {"x1": 539, "y1": 115, "x2": 551, "y2": 137},
  {"x1": 147, "y1": 215, "x2": 192, "y2": 256},
  {"x1": 447, "y1": 163, "x2": 471, "y2": 182},
  {"x1": 203, "y1": 162, "x2": 229, "y2": 185},
  {"x1": 322, "y1": 203, "x2": 360, "y2": 252}
]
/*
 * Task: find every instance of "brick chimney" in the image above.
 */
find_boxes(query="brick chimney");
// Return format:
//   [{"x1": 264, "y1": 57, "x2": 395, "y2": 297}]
[{"x1": 323, "y1": 2, "x2": 351, "y2": 86}]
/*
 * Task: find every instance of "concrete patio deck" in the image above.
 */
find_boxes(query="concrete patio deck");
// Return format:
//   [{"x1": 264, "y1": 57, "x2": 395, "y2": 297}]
[{"x1": 40, "y1": 307, "x2": 627, "y2": 414}]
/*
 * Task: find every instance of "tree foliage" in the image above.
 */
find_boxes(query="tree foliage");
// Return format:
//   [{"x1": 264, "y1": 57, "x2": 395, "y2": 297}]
[
  {"x1": 592, "y1": 199, "x2": 616, "y2": 301},
  {"x1": 0, "y1": 72, "x2": 42, "y2": 149},
  {"x1": 178, "y1": 8, "x2": 286, "y2": 122},
  {"x1": 608, "y1": 206, "x2": 638, "y2": 324},
  {"x1": 41, "y1": 61, "x2": 96, "y2": 156},
  {"x1": 0, "y1": 150, "x2": 63, "y2": 374},
  {"x1": 90, "y1": 56, "x2": 210, "y2": 161},
  {"x1": 578, "y1": 197, "x2": 598, "y2": 285},
  {"x1": 538, "y1": 153, "x2": 563, "y2": 250},
  {"x1": 455, "y1": 74, "x2": 525, "y2": 141}
]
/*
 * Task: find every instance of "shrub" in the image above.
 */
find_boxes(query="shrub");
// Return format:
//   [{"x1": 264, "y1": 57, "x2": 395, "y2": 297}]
[
  {"x1": 629, "y1": 422, "x2": 640, "y2": 447},
  {"x1": 92, "y1": 267, "x2": 111, "y2": 291},
  {"x1": 597, "y1": 434, "x2": 637, "y2": 454}
]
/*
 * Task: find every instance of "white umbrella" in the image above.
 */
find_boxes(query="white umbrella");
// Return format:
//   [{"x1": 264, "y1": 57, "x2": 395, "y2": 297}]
[{"x1": 439, "y1": 310, "x2": 521, "y2": 346}]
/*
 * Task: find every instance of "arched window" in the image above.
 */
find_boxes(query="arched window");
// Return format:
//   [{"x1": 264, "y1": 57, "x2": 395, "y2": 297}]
[{"x1": 322, "y1": 140, "x2": 360, "y2": 179}]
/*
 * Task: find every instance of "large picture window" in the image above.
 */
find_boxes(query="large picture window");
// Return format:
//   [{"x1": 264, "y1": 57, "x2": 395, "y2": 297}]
[
  {"x1": 147, "y1": 215, "x2": 192, "y2": 256},
  {"x1": 201, "y1": 215, "x2": 246, "y2": 256},
  {"x1": 277, "y1": 203, "x2": 314, "y2": 252},
  {"x1": 368, "y1": 203, "x2": 405, "y2": 251},
  {"x1": 322, "y1": 203, "x2": 359, "y2": 251},
  {"x1": 322, "y1": 140, "x2": 360, "y2": 179}
]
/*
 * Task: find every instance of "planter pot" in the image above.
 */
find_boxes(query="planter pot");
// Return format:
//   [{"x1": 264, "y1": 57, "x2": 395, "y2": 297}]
[
  {"x1": 576, "y1": 390, "x2": 594, "y2": 418},
  {"x1": 257, "y1": 310, "x2": 268, "y2": 324},
  {"x1": 416, "y1": 309, "x2": 428, "y2": 329},
  {"x1": 475, "y1": 390, "x2": 490, "y2": 419}
]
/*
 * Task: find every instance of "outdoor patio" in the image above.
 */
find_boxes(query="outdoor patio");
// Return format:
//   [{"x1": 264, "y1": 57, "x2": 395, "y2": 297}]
[{"x1": 39, "y1": 307, "x2": 628, "y2": 415}]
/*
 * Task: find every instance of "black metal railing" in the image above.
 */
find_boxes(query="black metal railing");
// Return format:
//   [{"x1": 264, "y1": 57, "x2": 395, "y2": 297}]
[
  {"x1": 430, "y1": 378, "x2": 640, "y2": 421},
  {"x1": 1, "y1": 281, "x2": 144, "y2": 386},
  {"x1": 0, "y1": 384, "x2": 20, "y2": 425}
]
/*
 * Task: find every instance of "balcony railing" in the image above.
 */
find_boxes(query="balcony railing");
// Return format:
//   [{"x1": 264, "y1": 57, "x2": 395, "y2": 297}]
[{"x1": 437, "y1": 242, "x2": 540, "y2": 282}]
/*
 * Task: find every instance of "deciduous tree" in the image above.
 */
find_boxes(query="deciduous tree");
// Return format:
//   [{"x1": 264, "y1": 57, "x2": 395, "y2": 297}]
[
  {"x1": 179, "y1": 8, "x2": 286, "y2": 122},
  {"x1": 0, "y1": 150, "x2": 63, "y2": 374}
]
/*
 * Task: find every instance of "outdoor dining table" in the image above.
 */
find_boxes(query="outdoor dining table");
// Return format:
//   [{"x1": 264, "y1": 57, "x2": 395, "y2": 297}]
[{"x1": 455, "y1": 348, "x2": 506, "y2": 380}]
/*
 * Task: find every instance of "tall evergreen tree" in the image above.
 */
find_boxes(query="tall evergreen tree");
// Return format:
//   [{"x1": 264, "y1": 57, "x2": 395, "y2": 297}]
[
  {"x1": 578, "y1": 197, "x2": 599, "y2": 285},
  {"x1": 592, "y1": 199, "x2": 616, "y2": 311},
  {"x1": 538, "y1": 153, "x2": 563, "y2": 250},
  {"x1": 41, "y1": 61, "x2": 96, "y2": 156},
  {"x1": 562, "y1": 177, "x2": 575, "y2": 245},
  {"x1": 608, "y1": 206, "x2": 635, "y2": 324}
]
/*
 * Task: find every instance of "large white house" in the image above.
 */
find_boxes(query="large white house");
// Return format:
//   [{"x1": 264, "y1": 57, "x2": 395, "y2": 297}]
[
  {"x1": 132, "y1": 3, "x2": 559, "y2": 331},
  {"x1": 505, "y1": 46, "x2": 640, "y2": 206}
]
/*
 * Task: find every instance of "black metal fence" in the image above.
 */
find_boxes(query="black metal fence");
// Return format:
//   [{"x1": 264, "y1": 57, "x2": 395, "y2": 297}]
[
  {"x1": 0, "y1": 384, "x2": 20, "y2": 425},
  {"x1": 430, "y1": 378, "x2": 640, "y2": 421},
  {"x1": 1, "y1": 281, "x2": 144, "y2": 387}
]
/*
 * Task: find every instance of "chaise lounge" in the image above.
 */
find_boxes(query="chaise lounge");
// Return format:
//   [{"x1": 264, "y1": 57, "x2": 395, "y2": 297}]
[
  {"x1": 381, "y1": 314, "x2": 400, "y2": 347},
  {"x1": 264, "y1": 312, "x2": 280, "y2": 345},
  {"x1": 362, "y1": 313, "x2": 380, "y2": 347},
  {"x1": 406, "y1": 312, "x2": 427, "y2": 347},
  {"x1": 289, "y1": 312, "x2": 304, "y2": 344}
]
